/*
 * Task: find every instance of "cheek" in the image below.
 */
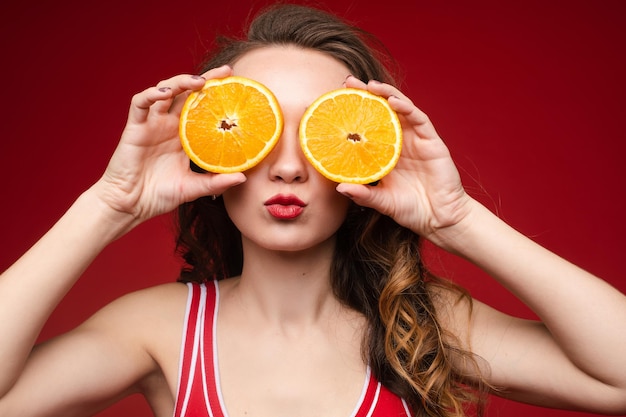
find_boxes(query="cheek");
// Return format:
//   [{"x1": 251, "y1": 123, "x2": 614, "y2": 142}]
[
  {"x1": 222, "y1": 185, "x2": 252, "y2": 230},
  {"x1": 318, "y1": 186, "x2": 351, "y2": 226}
]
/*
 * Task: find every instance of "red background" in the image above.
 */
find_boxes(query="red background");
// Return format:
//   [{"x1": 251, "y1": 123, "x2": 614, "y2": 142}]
[{"x1": 1, "y1": 0, "x2": 625, "y2": 416}]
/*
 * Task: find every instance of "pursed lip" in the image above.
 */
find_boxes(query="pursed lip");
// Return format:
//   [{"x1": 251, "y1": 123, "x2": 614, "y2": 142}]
[
  {"x1": 264, "y1": 194, "x2": 307, "y2": 219},
  {"x1": 264, "y1": 194, "x2": 307, "y2": 207}
]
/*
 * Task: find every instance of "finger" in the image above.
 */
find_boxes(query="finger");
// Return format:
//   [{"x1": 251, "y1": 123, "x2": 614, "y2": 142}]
[
  {"x1": 200, "y1": 64, "x2": 233, "y2": 80},
  {"x1": 343, "y1": 74, "x2": 368, "y2": 89},
  {"x1": 127, "y1": 74, "x2": 206, "y2": 124},
  {"x1": 336, "y1": 182, "x2": 391, "y2": 215},
  {"x1": 343, "y1": 75, "x2": 403, "y2": 98},
  {"x1": 154, "y1": 73, "x2": 212, "y2": 94},
  {"x1": 151, "y1": 74, "x2": 207, "y2": 115},
  {"x1": 344, "y1": 78, "x2": 432, "y2": 133},
  {"x1": 362, "y1": 81, "x2": 440, "y2": 140},
  {"x1": 388, "y1": 96, "x2": 441, "y2": 140},
  {"x1": 128, "y1": 86, "x2": 175, "y2": 125},
  {"x1": 160, "y1": 77, "x2": 204, "y2": 117},
  {"x1": 182, "y1": 172, "x2": 247, "y2": 203},
  {"x1": 168, "y1": 66, "x2": 233, "y2": 116}
]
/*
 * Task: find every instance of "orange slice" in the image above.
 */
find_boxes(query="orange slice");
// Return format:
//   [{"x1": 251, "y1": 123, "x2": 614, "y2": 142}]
[
  {"x1": 299, "y1": 88, "x2": 402, "y2": 184},
  {"x1": 179, "y1": 76, "x2": 283, "y2": 173}
]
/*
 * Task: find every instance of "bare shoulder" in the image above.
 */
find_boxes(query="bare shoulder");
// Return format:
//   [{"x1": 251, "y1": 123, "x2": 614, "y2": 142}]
[
  {"x1": 428, "y1": 280, "x2": 523, "y2": 355},
  {"x1": 0, "y1": 283, "x2": 191, "y2": 416},
  {"x1": 429, "y1": 280, "x2": 549, "y2": 387},
  {"x1": 427, "y1": 280, "x2": 473, "y2": 338},
  {"x1": 427, "y1": 281, "x2": 498, "y2": 377},
  {"x1": 84, "y1": 282, "x2": 191, "y2": 363},
  {"x1": 84, "y1": 282, "x2": 190, "y2": 330},
  {"x1": 80, "y1": 282, "x2": 191, "y2": 409}
]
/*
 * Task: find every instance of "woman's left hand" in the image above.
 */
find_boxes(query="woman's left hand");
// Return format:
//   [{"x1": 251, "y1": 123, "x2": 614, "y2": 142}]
[{"x1": 336, "y1": 77, "x2": 472, "y2": 246}]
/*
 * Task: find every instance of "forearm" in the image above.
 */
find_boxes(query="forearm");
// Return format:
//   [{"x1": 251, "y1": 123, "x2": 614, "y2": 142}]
[
  {"x1": 435, "y1": 198, "x2": 626, "y2": 388},
  {"x1": 0, "y1": 184, "x2": 135, "y2": 395}
]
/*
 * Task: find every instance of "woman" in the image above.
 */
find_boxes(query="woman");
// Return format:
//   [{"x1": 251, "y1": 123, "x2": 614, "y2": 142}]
[{"x1": 1, "y1": 4, "x2": 625, "y2": 417}]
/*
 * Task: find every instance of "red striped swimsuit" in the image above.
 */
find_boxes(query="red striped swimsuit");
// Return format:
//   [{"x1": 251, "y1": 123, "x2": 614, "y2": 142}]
[{"x1": 173, "y1": 281, "x2": 412, "y2": 417}]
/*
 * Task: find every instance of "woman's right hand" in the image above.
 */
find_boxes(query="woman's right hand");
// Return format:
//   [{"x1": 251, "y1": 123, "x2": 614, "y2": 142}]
[
  {"x1": 93, "y1": 65, "x2": 247, "y2": 232},
  {"x1": 1, "y1": 69, "x2": 252, "y2": 403}
]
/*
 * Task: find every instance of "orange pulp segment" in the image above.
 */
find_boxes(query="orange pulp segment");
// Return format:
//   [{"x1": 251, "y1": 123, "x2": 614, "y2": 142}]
[
  {"x1": 179, "y1": 76, "x2": 283, "y2": 173},
  {"x1": 299, "y1": 88, "x2": 402, "y2": 184}
]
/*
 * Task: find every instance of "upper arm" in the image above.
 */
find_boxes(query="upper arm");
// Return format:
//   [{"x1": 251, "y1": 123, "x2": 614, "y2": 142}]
[
  {"x1": 435, "y1": 288, "x2": 626, "y2": 414},
  {"x1": 0, "y1": 284, "x2": 185, "y2": 417}
]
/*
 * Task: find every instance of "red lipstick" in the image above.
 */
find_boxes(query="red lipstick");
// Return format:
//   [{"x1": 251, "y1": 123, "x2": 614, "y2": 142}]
[{"x1": 264, "y1": 194, "x2": 307, "y2": 219}]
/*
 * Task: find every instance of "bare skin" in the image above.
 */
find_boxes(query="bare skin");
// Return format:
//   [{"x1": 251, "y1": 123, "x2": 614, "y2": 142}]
[{"x1": 1, "y1": 46, "x2": 626, "y2": 417}]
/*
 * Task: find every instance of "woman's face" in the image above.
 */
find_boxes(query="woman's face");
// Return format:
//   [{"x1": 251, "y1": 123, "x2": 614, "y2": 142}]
[{"x1": 222, "y1": 46, "x2": 352, "y2": 253}]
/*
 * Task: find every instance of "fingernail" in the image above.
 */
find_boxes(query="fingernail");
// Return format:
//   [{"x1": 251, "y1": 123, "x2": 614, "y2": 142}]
[{"x1": 337, "y1": 188, "x2": 353, "y2": 199}]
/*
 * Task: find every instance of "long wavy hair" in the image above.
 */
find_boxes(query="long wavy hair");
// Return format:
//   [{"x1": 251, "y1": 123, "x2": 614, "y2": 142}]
[{"x1": 175, "y1": 4, "x2": 487, "y2": 416}]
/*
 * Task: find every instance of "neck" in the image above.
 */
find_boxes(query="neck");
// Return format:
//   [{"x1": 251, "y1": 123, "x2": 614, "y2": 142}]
[{"x1": 232, "y1": 235, "x2": 340, "y2": 328}]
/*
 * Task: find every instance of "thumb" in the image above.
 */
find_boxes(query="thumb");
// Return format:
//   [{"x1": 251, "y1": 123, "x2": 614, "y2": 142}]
[
  {"x1": 336, "y1": 183, "x2": 385, "y2": 212},
  {"x1": 183, "y1": 172, "x2": 247, "y2": 202}
]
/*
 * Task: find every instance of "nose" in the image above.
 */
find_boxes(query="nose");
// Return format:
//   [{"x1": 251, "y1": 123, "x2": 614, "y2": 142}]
[{"x1": 267, "y1": 123, "x2": 308, "y2": 183}]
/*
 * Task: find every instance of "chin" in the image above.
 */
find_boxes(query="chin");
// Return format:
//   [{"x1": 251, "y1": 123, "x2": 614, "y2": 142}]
[{"x1": 247, "y1": 232, "x2": 337, "y2": 254}]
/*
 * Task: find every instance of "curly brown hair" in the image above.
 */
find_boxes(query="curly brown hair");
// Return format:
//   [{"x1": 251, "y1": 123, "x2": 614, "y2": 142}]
[{"x1": 175, "y1": 4, "x2": 488, "y2": 416}]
